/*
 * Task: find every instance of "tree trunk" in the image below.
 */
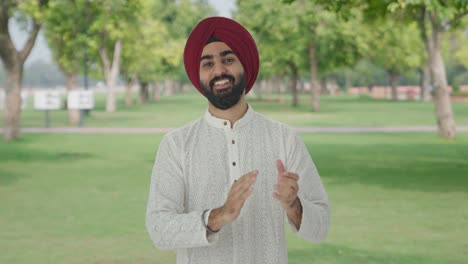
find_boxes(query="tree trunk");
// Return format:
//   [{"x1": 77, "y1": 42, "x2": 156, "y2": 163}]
[
  {"x1": 279, "y1": 77, "x2": 286, "y2": 104},
  {"x1": 389, "y1": 71, "x2": 399, "y2": 101},
  {"x1": 0, "y1": 10, "x2": 41, "y2": 140},
  {"x1": 419, "y1": 65, "x2": 431, "y2": 101},
  {"x1": 152, "y1": 82, "x2": 160, "y2": 102},
  {"x1": 309, "y1": 40, "x2": 320, "y2": 112},
  {"x1": 65, "y1": 72, "x2": 80, "y2": 126},
  {"x1": 320, "y1": 78, "x2": 327, "y2": 95},
  {"x1": 288, "y1": 61, "x2": 298, "y2": 107},
  {"x1": 99, "y1": 39, "x2": 122, "y2": 113},
  {"x1": 430, "y1": 28, "x2": 456, "y2": 138},
  {"x1": 125, "y1": 73, "x2": 137, "y2": 107},
  {"x1": 272, "y1": 76, "x2": 281, "y2": 101},
  {"x1": 418, "y1": 8, "x2": 456, "y2": 138},
  {"x1": 266, "y1": 78, "x2": 273, "y2": 101},
  {"x1": 139, "y1": 82, "x2": 149, "y2": 104},
  {"x1": 3, "y1": 65, "x2": 22, "y2": 140},
  {"x1": 164, "y1": 79, "x2": 174, "y2": 96}
]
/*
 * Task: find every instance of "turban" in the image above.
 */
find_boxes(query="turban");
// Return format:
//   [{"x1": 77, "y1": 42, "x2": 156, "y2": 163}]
[{"x1": 183, "y1": 17, "x2": 260, "y2": 95}]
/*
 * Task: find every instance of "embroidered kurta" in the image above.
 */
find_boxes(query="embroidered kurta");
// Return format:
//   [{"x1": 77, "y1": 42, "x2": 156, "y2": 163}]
[{"x1": 146, "y1": 106, "x2": 330, "y2": 264}]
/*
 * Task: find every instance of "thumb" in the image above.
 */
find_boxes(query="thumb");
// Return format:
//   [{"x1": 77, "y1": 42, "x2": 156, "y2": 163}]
[{"x1": 276, "y1": 159, "x2": 286, "y2": 174}]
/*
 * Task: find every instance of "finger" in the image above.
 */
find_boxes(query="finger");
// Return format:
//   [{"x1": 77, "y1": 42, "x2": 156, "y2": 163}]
[
  {"x1": 239, "y1": 170, "x2": 258, "y2": 183},
  {"x1": 232, "y1": 170, "x2": 257, "y2": 191},
  {"x1": 240, "y1": 187, "x2": 254, "y2": 201},
  {"x1": 277, "y1": 179, "x2": 299, "y2": 193},
  {"x1": 282, "y1": 173, "x2": 299, "y2": 181},
  {"x1": 276, "y1": 160, "x2": 285, "y2": 174},
  {"x1": 277, "y1": 181, "x2": 298, "y2": 194}
]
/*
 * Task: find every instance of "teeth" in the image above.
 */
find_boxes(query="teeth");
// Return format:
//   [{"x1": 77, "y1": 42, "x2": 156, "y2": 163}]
[{"x1": 214, "y1": 79, "x2": 230, "y2": 86}]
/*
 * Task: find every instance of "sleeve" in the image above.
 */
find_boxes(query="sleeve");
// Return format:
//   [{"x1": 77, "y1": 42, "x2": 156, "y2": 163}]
[
  {"x1": 145, "y1": 134, "x2": 219, "y2": 250},
  {"x1": 284, "y1": 128, "x2": 330, "y2": 243}
]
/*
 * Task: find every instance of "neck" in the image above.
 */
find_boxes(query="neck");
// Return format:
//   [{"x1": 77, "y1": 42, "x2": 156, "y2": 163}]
[{"x1": 208, "y1": 95, "x2": 248, "y2": 128}]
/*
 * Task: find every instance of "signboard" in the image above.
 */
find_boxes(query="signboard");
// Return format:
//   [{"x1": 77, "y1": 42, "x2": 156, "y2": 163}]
[
  {"x1": 21, "y1": 91, "x2": 28, "y2": 109},
  {"x1": 1, "y1": 90, "x2": 30, "y2": 110},
  {"x1": 68, "y1": 90, "x2": 94, "y2": 110},
  {"x1": 34, "y1": 90, "x2": 61, "y2": 110}
]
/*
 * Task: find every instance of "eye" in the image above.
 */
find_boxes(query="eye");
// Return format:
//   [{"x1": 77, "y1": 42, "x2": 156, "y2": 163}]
[
  {"x1": 202, "y1": 62, "x2": 213, "y2": 68},
  {"x1": 223, "y1": 57, "x2": 235, "y2": 64}
]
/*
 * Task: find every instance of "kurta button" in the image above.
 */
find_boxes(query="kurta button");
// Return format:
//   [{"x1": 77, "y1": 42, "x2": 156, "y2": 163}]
[
  {"x1": 232, "y1": 140, "x2": 235, "y2": 144},
  {"x1": 232, "y1": 162, "x2": 236, "y2": 166},
  {"x1": 223, "y1": 121, "x2": 227, "y2": 125}
]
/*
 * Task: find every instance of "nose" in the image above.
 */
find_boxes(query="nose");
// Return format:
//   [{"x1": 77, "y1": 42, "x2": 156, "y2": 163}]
[{"x1": 212, "y1": 61, "x2": 227, "y2": 76}]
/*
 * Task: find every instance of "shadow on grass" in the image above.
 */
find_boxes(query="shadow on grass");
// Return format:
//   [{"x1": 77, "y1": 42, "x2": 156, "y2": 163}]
[
  {"x1": 0, "y1": 139, "x2": 94, "y2": 186},
  {"x1": 288, "y1": 243, "x2": 461, "y2": 264},
  {"x1": 309, "y1": 138, "x2": 468, "y2": 193}
]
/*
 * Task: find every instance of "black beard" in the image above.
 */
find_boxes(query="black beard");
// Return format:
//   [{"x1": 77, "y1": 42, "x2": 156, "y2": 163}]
[{"x1": 201, "y1": 73, "x2": 246, "y2": 110}]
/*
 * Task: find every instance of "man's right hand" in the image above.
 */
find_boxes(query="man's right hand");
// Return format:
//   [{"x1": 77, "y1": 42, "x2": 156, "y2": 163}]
[{"x1": 207, "y1": 170, "x2": 258, "y2": 232}]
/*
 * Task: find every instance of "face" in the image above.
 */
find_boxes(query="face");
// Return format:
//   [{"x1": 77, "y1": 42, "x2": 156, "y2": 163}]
[{"x1": 199, "y1": 42, "x2": 246, "y2": 110}]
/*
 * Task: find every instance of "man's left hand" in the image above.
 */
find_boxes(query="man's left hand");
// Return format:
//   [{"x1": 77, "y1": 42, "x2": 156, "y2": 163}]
[{"x1": 273, "y1": 159, "x2": 299, "y2": 211}]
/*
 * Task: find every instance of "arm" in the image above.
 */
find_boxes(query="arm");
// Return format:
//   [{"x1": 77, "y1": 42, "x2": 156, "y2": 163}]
[
  {"x1": 284, "y1": 130, "x2": 330, "y2": 243},
  {"x1": 145, "y1": 135, "x2": 218, "y2": 250}
]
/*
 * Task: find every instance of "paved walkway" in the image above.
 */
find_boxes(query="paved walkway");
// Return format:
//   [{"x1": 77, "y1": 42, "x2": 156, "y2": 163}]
[{"x1": 2, "y1": 126, "x2": 467, "y2": 134}]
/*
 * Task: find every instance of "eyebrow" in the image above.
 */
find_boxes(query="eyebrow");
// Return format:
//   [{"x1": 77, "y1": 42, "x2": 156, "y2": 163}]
[{"x1": 200, "y1": 50, "x2": 235, "y2": 62}]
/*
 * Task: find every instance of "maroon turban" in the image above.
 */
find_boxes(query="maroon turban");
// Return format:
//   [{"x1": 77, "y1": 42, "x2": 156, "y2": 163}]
[{"x1": 183, "y1": 17, "x2": 260, "y2": 95}]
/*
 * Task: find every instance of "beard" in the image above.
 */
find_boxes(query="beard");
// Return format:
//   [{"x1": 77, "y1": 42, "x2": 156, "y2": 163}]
[{"x1": 200, "y1": 73, "x2": 246, "y2": 110}]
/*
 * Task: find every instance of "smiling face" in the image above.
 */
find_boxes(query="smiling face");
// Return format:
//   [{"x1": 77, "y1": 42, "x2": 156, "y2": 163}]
[{"x1": 199, "y1": 41, "x2": 246, "y2": 110}]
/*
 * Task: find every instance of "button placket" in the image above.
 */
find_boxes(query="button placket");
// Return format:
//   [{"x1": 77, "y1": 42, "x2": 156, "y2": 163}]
[{"x1": 226, "y1": 128, "x2": 240, "y2": 182}]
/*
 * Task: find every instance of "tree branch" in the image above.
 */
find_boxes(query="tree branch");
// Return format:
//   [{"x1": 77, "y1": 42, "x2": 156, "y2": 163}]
[
  {"x1": 18, "y1": 21, "x2": 41, "y2": 64},
  {"x1": 442, "y1": 8, "x2": 468, "y2": 31},
  {"x1": 99, "y1": 46, "x2": 111, "y2": 78}
]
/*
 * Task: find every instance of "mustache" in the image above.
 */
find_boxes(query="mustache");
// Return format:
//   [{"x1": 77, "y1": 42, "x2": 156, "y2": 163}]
[{"x1": 209, "y1": 74, "x2": 235, "y2": 88}]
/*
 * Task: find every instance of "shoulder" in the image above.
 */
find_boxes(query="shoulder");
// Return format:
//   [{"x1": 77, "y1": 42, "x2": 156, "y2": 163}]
[
  {"x1": 161, "y1": 117, "x2": 204, "y2": 147},
  {"x1": 251, "y1": 110, "x2": 297, "y2": 136}
]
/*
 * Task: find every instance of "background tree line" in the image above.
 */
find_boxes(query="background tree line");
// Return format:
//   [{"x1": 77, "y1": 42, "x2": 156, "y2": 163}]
[{"x1": 1, "y1": 0, "x2": 467, "y2": 141}]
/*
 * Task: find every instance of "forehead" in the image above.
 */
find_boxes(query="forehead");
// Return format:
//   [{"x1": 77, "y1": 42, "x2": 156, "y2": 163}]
[{"x1": 201, "y1": 42, "x2": 236, "y2": 57}]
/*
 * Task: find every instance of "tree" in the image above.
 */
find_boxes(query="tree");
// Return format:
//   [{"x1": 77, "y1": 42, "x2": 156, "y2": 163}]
[
  {"x1": 0, "y1": 0, "x2": 48, "y2": 140},
  {"x1": 86, "y1": 0, "x2": 142, "y2": 112},
  {"x1": 45, "y1": 0, "x2": 94, "y2": 125},
  {"x1": 237, "y1": 0, "x2": 366, "y2": 110},
  {"x1": 398, "y1": 1, "x2": 467, "y2": 138},
  {"x1": 366, "y1": 19, "x2": 423, "y2": 100},
  {"x1": 309, "y1": 0, "x2": 468, "y2": 138}
]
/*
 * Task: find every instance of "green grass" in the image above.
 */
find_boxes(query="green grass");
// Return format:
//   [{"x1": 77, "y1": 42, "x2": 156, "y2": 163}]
[
  {"x1": 1, "y1": 133, "x2": 467, "y2": 263},
  {"x1": 6, "y1": 92, "x2": 468, "y2": 128}
]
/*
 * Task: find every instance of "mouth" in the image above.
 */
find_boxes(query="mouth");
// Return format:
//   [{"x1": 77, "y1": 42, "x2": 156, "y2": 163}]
[{"x1": 210, "y1": 75, "x2": 234, "y2": 91}]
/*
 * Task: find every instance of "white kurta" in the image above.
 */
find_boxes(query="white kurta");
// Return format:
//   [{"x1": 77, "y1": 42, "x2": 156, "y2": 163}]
[{"x1": 146, "y1": 106, "x2": 329, "y2": 264}]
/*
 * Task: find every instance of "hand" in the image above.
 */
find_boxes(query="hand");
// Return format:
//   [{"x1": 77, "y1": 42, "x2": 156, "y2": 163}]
[
  {"x1": 208, "y1": 170, "x2": 258, "y2": 232},
  {"x1": 273, "y1": 160, "x2": 299, "y2": 212}
]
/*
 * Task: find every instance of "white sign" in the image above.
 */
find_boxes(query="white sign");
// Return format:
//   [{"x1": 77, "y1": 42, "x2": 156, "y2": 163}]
[
  {"x1": 21, "y1": 91, "x2": 28, "y2": 109},
  {"x1": 68, "y1": 90, "x2": 94, "y2": 110},
  {"x1": 34, "y1": 90, "x2": 61, "y2": 110},
  {"x1": 1, "y1": 90, "x2": 30, "y2": 110}
]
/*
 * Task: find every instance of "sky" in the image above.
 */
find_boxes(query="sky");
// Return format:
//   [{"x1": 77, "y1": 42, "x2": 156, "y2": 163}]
[{"x1": 10, "y1": 0, "x2": 235, "y2": 66}]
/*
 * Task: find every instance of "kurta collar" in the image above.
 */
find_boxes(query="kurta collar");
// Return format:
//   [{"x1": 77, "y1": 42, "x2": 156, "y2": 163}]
[{"x1": 204, "y1": 104, "x2": 255, "y2": 130}]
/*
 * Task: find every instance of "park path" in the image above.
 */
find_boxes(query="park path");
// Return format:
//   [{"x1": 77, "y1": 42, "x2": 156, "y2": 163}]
[{"x1": 2, "y1": 126, "x2": 468, "y2": 134}]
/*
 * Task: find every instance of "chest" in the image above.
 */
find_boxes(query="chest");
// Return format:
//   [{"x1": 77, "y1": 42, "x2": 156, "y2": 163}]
[{"x1": 181, "y1": 128, "x2": 285, "y2": 210}]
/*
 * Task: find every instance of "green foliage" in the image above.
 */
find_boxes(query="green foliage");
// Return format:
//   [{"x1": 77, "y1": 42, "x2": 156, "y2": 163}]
[
  {"x1": 366, "y1": 19, "x2": 424, "y2": 77},
  {"x1": 121, "y1": 0, "x2": 215, "y2": 83},
  {"x1": 236, "y1": 0, "x2": 367, "y2": 79},
  {"x1": 45, "y1": 0, "x2": 91, "y2": 74}
]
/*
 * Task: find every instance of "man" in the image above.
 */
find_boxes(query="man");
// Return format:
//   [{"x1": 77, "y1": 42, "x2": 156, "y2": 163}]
[{"x1": 146, "y1": 17, "x2": 330, "y2": 264}]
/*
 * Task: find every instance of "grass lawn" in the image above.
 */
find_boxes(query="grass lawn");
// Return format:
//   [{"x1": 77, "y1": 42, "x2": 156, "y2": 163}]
[
  {"x1": 7, "y1": 92, "x2": 468, "y2": 128},
  {"x1": 1, "y1": 133, "x2": 467, "y2": 263}
]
